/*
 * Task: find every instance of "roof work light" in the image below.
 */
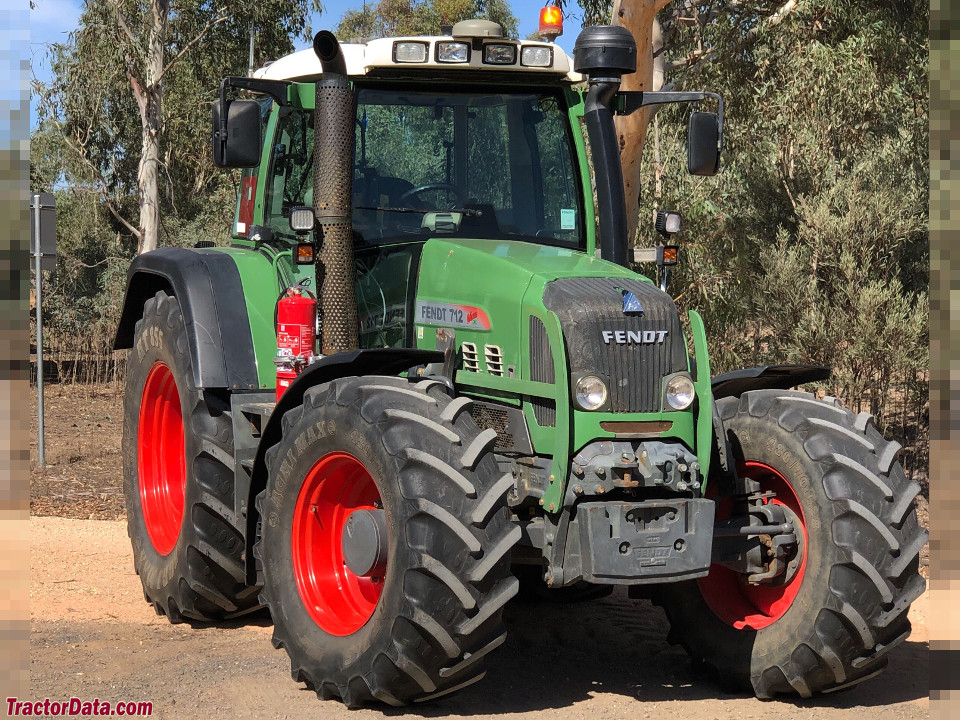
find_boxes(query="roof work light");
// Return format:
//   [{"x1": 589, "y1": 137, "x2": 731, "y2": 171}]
[{"x1": 539, "y1": 6, "x2": 563, "y2": 41}]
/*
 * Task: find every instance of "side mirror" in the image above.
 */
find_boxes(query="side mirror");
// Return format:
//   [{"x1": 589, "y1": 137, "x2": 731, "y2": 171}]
[
  {"x1": 212, "y1": 100, "x2": 261, "y2": 168},
  {"x1": 687, "y1": 111, "x2": 721, "y2": 176}
]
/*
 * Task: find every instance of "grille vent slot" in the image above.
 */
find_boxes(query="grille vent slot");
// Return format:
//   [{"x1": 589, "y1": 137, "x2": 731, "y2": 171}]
[
  {"x1": 529, "y1": 316, "x2": 557, "y2": 427},
  {"x1": 484, "y1": 344, "x2": 504, "y2": 376},
  {"x1": 461, "y1": 342, "x2": 479, "y2": 372}
]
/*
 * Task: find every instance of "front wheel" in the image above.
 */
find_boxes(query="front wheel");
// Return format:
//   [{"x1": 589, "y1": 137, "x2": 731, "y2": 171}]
[
  {"x1": 256, "y1": 376, "x2": 519, "y2": 706},
  {"x1": 658, "y1": 390, "x2": 927, "y2": 698}
]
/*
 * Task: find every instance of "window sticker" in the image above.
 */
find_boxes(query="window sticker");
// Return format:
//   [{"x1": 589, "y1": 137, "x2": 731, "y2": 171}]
[{"x1": 560, "y1": 208, "x2": 576, "y2": 230}]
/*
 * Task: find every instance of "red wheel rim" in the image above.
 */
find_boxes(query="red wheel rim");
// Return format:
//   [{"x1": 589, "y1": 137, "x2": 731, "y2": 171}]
[
  {"x1": 137, "y1": 361, "x2": 187, "y2": 556},
  {"x1": 291, "y1": 452, "x2": 385, "y2": 636},
  {"x1": 698, "y1": 461, "x2": 808, "y2": 630}
]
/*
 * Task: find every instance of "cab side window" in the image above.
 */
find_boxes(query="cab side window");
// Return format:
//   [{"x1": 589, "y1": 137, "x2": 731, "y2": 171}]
[{"x1": 264, "y1": 109, "x2": 314, "y2": 239}]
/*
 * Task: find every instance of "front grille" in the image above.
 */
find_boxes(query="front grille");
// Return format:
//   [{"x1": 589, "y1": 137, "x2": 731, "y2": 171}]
[
  {"x1": 529, "y1": 316, "x2": 556, "y2": 427},
  {"x1": 469, "y1": 399, "x2": 533, "y2": 454},
  {"x1": 471, "y1": 403, "x2": 513, "y2": 446},
  {"x1": 543, "y1": 278, "x2": 686, "y2": 413}
]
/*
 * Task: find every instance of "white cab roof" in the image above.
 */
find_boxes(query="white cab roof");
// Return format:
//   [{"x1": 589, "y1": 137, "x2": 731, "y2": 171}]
[{"x1": 254, "y1": 35, "x2": 581, "y2": 83}]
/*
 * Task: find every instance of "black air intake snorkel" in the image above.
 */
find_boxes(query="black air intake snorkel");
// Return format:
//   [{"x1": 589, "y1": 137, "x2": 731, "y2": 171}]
[
  {"x1": 573, "y1": 26, "x2": 637, "y2": 268},
  {"x1": 311, "y1": 31, "x2": 359, "y2": 354}
]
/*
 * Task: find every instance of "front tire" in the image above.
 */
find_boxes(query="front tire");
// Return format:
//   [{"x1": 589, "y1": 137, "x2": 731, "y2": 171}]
[
  {"x1": 256, "y1": 376, "x2": 520, "y2": 706},
  {"x1": 122, "y1": 291, "x2": 259, "y2": 622},
  {"x1": 658, "y1": 390, "x2": 927, "y2": 698}
]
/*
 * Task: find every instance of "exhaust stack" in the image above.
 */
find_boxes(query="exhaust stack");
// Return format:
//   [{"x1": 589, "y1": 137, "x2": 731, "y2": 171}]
[
  {"x1": 311, "y1": 31, "x2": 359, "y2": 354},
  {"x1": 573, "y1": 26, "x2": 637, "y2": 268}
]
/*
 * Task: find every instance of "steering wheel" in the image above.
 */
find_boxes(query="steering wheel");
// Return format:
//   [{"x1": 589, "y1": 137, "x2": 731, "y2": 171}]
[{"x1": 400, "y1": 182, "x2": 469, "y2": 209}]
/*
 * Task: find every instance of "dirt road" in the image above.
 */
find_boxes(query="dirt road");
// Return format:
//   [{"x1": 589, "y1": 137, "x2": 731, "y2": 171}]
[{"x1": 29, "y1": 516, "x2": 929, "y2": 720}]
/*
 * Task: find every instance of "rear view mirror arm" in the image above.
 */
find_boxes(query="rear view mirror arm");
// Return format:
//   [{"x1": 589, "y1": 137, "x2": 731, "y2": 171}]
[
  {"x1": 216, "y1": 77, "x2": 292, "y2": 161},
  {"x1": 616, "y1": 90, "x2": 724, "y2": 149}
]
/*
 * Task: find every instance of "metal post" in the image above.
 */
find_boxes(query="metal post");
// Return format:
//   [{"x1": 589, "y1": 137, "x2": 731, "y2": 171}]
[{"x1": 33, "y1": 193, "x2": 45, "y2": 468}]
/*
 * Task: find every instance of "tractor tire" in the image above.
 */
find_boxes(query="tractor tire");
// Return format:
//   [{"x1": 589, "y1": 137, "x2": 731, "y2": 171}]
[
  {"x1": 657, "y1": 390, "x2": 927, "y2": 698},
  {"x1": 256, "y1": 376, "x2": 520, "y2": 707},
  {"x1": 122, "y1": 290, "x2": 260, "y2": 623}
]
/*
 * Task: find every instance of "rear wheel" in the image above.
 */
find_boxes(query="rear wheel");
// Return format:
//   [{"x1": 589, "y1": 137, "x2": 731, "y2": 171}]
[
  {"x1": 658, "y1": 390, "x2": 927, "y2": 698},
  {"x1": 122, "y1": 291, "x2": 259, "y2": 622},
  {"x1": 256, "y1": 376, "x2": 520, "y2": 707}
]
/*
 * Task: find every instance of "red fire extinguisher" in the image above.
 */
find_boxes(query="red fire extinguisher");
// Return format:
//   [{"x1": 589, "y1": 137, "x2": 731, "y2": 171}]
[{"x1": 274, "y1": 284, "x2": 317, "y2": 402}]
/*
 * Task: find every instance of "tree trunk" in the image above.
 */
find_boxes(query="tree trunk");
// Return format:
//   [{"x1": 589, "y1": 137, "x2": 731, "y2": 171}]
[
  {"x1": 134, "y1": 0, "x2": 169, "y2": 254},
  {"x1": 612, "y1": 0, "x2": 669, "y2": 245}
]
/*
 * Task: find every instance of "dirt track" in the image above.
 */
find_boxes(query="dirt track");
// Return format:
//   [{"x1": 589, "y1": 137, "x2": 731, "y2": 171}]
[{"x1": 30, "y1": 515, "x2": 929, "y2": 720}]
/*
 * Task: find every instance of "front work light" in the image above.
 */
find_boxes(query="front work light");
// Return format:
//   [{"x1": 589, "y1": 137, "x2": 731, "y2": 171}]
[
  {"x1": 437, "y1": 41, "x2": 469, "y2": 62},
  {"x1": 393, "y1": 41, "x2": 428, "y2": 63},
  {"x1": 655, "y1": 210, "x2": 682, "y2": 236},
  {"x1": 665, "y1": 375, "x2": 696, "y2": 410},
  {"x1": 521, "y1": 45, "x2": 553, "y2": 67},
  {"x1": 539, "y1": 6, "x2": 563, "y2": 40},
  {"x1": 484, "y1": 44, "x2": 517, "y2": 64},
  {"x1": 576, "y1": 375, "x2": 608, "y2": 410},
  {"x1": 289, "y1": 206, "x2": 316, "y2": 233}
]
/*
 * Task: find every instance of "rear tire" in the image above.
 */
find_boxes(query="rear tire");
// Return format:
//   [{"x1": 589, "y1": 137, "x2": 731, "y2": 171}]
[
  {"x1": 657, "y1": 390, "x2": 927, "y2": 698},
  {"x1": 256, "y1": 376, "x2": 520, "y2": 706},
  {"x1": 122, "y1": 291, "x2": 259, "y2": 622}
]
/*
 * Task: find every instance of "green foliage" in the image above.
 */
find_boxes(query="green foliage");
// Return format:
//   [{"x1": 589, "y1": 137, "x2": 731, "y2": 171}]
[
  {"x1": 335, "y1": 0, "x2": 518, "y2": 40},
  {"x1": 636, "y1": 0, "x2": 928, "y2": 475},
  {"x1": 32, "y1": 0, "x2": 319, "y2": 369}
]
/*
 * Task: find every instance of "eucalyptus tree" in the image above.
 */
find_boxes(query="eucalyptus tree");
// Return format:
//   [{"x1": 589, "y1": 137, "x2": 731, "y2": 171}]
[{"x1": 35, "y1": 0, "x2": 321, "y2": 253}]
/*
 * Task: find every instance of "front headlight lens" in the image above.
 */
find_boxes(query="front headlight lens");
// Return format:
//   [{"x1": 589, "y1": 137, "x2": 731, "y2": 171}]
[
  {"x1": 575, "y1": 375, "x2": 608, "y2": 410},
  {"x1": 521, "y1": 46, "x2": 553, "y2": 67},
  {"x1": 437, "y1": 42, "x2": 469, "y2": 63},
  {"x1": 665, "y1": 375, "x2": 696, "y2": 410},
  {"x1": 483, "y1": 43, "x2": 517, "y2": 64},
  {"x1": 394, "y1": 41, "x2": 428, "y2": 63}
]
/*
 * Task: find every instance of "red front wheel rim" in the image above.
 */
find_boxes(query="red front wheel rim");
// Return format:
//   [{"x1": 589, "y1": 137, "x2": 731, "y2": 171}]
[
  {"x1": 137, "y1": 361, "x2": 187, "y2": 556},
  {"x1": 291, "y1": 452, "x2": 385, "y2": 636},
  {"x1": 698, "y1": 461, "x2": 808, "y2": 630}
]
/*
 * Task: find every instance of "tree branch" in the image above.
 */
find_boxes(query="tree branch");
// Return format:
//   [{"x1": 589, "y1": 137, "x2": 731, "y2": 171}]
[
  {"x1": 158, "y1": 15, "x2": 228, "y2": 83},
  {"x1": 663, "y1": 0, "x2": 802, "y2": 77},
  {"x1": 60, "y1": 129, "x2": 143, "y2": 240},
  {"x1": 111, "y1": 0, "x2": 145, "y2": 59}
]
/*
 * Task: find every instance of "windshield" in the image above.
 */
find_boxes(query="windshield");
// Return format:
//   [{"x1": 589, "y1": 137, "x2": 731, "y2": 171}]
[
  {"x1": 354, "y1": 87, "x2": 584, "y2": 247},
  {"x1": 263, "y1": 87, "x2": 585, "y2": 247}
]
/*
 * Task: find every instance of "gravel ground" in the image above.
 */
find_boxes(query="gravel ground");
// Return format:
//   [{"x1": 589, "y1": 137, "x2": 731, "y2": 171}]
[{"x1": 30, "y1": 516, "x2": 929, "y2": 720}]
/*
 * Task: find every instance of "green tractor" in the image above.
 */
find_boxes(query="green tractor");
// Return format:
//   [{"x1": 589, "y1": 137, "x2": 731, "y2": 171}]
[{"x1": 114, "y1": 19, "x2": 926, "y2": 706}]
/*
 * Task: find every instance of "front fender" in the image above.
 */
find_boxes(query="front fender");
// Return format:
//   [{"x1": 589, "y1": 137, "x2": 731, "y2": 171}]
[
  {"x1": 711, "y1": 364, "x2": 831, "y2": 401},
  {"x1": 243, "y1": 348, "x2": 442, "y2": 584}
]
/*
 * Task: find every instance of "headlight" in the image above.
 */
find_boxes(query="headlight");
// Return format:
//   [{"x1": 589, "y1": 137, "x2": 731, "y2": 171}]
[
  {"x1": 483, "y1": 43, "x2": 517, "y2": 64},
  {"x1": 665, "y1": 375, "x2": 696, "y2": 410},
  {"x1": 521, "y1": 46, "x2": 553, "y2": 67},
  {"x1": 437, "y1": 41, "x2": 469, "y2": 63},
  {"x1": 393, "y1": 41, "x2": 428, "y2": 63},
  {"x1": 575, "y1": 376, "x2": 607, "y2": 410}
]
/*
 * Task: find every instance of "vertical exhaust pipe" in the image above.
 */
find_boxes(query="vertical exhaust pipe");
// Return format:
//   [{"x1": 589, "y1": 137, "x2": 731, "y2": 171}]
[
  {"x1": 312, "y1": 31, "x2": 359, "y2": 354},
  {"x1": 573, "y1": 27, "x2": 637, "y2": 268}
]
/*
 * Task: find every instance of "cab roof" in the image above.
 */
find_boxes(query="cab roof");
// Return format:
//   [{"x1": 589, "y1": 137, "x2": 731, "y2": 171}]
[{"x1": 253, "y1": 34, "x2": 581, "y2": 83}]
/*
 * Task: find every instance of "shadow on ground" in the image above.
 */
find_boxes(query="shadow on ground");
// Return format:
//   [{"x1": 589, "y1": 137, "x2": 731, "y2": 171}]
[{"x1": 402, "y1": 590, "x2": 928, "y2": 716}]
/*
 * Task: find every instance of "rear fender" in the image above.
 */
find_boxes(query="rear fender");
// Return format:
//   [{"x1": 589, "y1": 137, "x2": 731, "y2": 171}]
[{"x1": 114, "y1": 247, "x2": 263, "y2": 390}]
